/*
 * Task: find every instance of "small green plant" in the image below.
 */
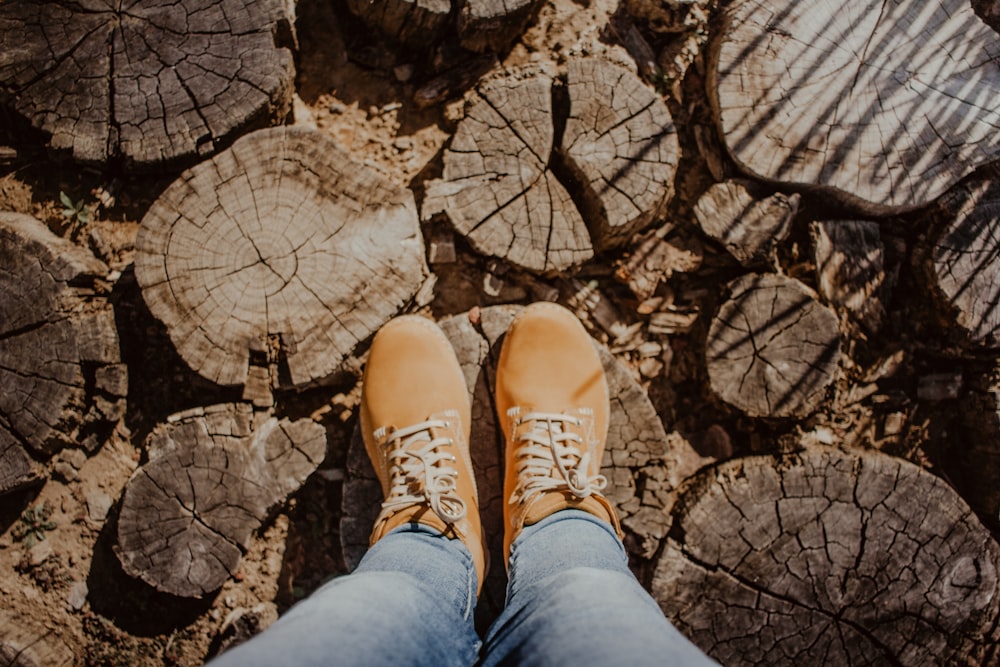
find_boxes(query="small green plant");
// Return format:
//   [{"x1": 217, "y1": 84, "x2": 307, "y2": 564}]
[
  {"x1": 12, "y1": 502, "x2": 57, "y2": 548},
  {"x1": 60, "y1": 190, "x2": 92, "y2": 227}
]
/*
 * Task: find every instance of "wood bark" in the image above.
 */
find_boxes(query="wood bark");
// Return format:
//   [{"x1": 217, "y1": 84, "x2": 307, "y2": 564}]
[
  {"x1": 345, "y1": 0, "x2": 452, "y2": 49},
  {"x1": 116, "y1": 403, "x2": 325, "y2": 598},
  {"x1": 930, "y1": 179, "x2": 1000, "y2": 348},
  {"x1": 424, "y1": 60, "x2": 678, "y2": 272},
  {"x1": 341, "y1": 306, "x2": 701, "y2": 620},
  {"x1": 706, "y1": 273, "x2": 840, "y2": 418},
  {"x1": 652, "y1": 446, "x2": 1000, "y2": 665},
  {"x1": 135, "y1": 126, "x2": 428, "y2": 395},
  {"x1": 458, "y1": 0, "x2": 545, "y2": 53},
  {"x1": 0, "y1": 0, "x2": 295, "y2": 168},
  {"x1": 693, "y1": 180, "x2": 797, "y2": 267},
  {"x1": 0, "y1": 213, "x2": 125, "y2": 469},
  {"x1": 710, "y1": 0, "x2": 1000, "y2": 211},
  {"x1": 811, "y1": 220, "x2": 890, "y2": 334}
]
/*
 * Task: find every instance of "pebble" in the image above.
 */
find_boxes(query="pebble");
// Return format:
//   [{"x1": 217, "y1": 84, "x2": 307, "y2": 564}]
[
  {"x1": 329, "y1": 101, "x2": 347, "y2": 114},
  {"x1": 86, "y1": 490, "x2": 112, "y2": 523},
  {"x1": 67, "y1": 581, "x2": 88, "y2": 611}
]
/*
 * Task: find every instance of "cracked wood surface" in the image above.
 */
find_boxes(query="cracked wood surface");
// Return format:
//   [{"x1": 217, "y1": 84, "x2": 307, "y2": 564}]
[
  {"x1": 458, "y1": 0, "x2": 546, "y2": 53},
  {"x1": 0, "y1": 0, "x2": 294, "y2": 168},
  {"x1": 706, "y1": 273, "x2": 840, "y2": 418},
  {"x1": 693, "y1": 180, "x2": 797, "y2": 268},
  {"x1": 116, "y1": 403, "x2": 325, "y2": 598},
  {"x1": 424, "y1": 60, "x2": 678, "y2": 272},
  {"x1": 710, "y1": 0, "x2": 1000, "y2": 211},
  {"x1": 0, "y1": 213, "x2": 124, "y2": 489},
  {"x1": 135, "y1": 126, "x2": 428, "y2": 392},
  {"x1": 931, "y1": 179, "x2": 1000, "y2": 348},
  {"x1": 341, "y1": 306, "x2": 702, "y2": 625},
  {"x1": 811, "y1": 220, "x2": 890, "y2": 335},
  {"x1": 652, "y1": 446, "x2": 1000, "y2": 665},
  {"x1": 345, "y1": 0, "x2": 451, "y2": 49}
]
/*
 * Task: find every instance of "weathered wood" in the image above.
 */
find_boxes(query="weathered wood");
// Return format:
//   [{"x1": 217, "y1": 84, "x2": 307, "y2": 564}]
[
  {"x1": 458, "y1": 0, "x2": 545, "y2": 52},
  {"x1": 810, "y1": 220, "x2": 890, "y2": 334},
  {"x1": 710, "y1": 0, "x2": 1000, "y2": 211},
  {"x1": 0, "y1": 430, "x2": 40, "y2": 497},
  {"x1": 930, "y1": 179, "x2": 1000, "y2": 347},
  {"x1": 135, "y1": 126, "x2": 428, "y2": 391},
  {"x1": 0, "y1": 0, "x2": 295, "y2": 168},
  {"x1": 693, "y1": 180, "x2": 797, "y2": 267},
  {"x1": 706, "y1": 273, "x2": 840, "y2": 418},
  {"x1": 0, "y1": 213, "x2": 125, "y2": 459},
  {"x1": 341, "y1": 306, "x2": 704, "y2": 618},
  {"x1": 345, "y1": 0, "x2": 451, "y2": 49},
  {"x1": 955, "y1": 361, "x2": 1000, "y2": 523},
  {"x1": 423, "y1": 72, "x2": 594, "y2": 272},
  {"x1": 561, "y1": 58, "x2": 678, "y2": 248},
  {"x1": 0, "y1": 609, "x2": 74, "y2": 667},
  {"x1": 652, "y1": 446, "x2": 1000, "y2": 665},
  {"x1": 615, "y1": 225, "x2": 703, "y2": 301},
  {"x1": 424, "y1": 61, "x2": 679, "y2": 272},
  {"x1": 116, "y1": 403, "x2": 325, "y2": 598}
]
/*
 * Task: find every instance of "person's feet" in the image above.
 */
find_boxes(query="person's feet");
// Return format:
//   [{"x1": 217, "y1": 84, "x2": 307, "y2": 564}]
[
  {"x1": 360, "y1": 315, "x2": 486, "y2": 593},
  {"x1": 495, "y1": 303, "x2": 623, "y2": 563}
]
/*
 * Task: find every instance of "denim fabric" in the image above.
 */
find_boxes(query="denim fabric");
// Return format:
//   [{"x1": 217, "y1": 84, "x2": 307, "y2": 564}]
[{"x1": 208, "y1": 512, "x2": 715, "y2": 667}]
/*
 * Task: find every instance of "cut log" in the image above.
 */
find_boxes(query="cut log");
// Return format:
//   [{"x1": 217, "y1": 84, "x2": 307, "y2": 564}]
[
  {"x1": 652, "y1": 446, "x2": 1000, "y2": 665},
  {"x1": 810, "y1": 220, "x2": 890, "y2": 334},
  {"x1": 710, "y1": 0, "x2": 1000, "y2": 211},
  {"x1": 954, "y1": 361, "x2": 1000, "y2": 523},
  {"x1": 930, "y1": 179, "x2": 1000, "y2": 348},
  {"x1": 615, "y1": 225, "x2": 703, "y2": 302},
  {"x1": 341, "y1": 307, "x2": 704, "y2": 620},
  {"x1": 0, "y1": 0, "x2": 295, "y2": 168},
  {"x1": 0, "y1": 609, "x2": 74, "y2": 667},
  {"x1": 424, "y1": 61, "x2": 679, "y2": 272},
  {"x1": 458, "y1": 0, "x2": 545, "y2": 53},
  {"x1": 0, "y1": 213, "x2": 125, "y2": 460},
  {"x1": 693, "y1": 180, "x2": 798, "y2": 267},
  {"x1": 344, "y1": 0, "x2": 451, "y2": 49},
  {"x1": 0, "y1": 431, "x2": 40, "y2": 497},
  {"x1": 135, "y1": 126, "x2": 428, "y2": 392},
  {"x1": 561, "y1": 58, "x2": 678, "y2": 248},
  {"x1": 116, "y1": 403, "x2": 325, "y2": 598},
  {"x1": 706, "y1": 273, "x2": 840, "y2": 418}
]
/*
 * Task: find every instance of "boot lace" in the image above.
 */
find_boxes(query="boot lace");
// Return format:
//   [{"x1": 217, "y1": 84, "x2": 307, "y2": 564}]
[
  {"x1": 374, "y1": 419, "x2": 467, "y2": 524},
  {"x1": 507, "y1": 408, "x2": 607, "y2": 506}
]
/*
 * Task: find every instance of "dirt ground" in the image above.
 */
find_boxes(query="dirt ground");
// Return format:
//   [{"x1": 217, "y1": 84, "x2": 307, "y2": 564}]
[{"x1": 0, "y1": 0, "x2": 995, "y2": 664}]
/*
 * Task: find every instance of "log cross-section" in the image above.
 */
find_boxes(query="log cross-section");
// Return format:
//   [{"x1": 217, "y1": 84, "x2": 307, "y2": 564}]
[
  {"x1": 652, "y1": 446, "x2": 1000, "y2": 665},
  {"x1": 0, "y1": 0, "x2": 295, "y2": 168},
  {"x1": 711, "y1": 0, "x2": 1000, "y2": 211},
  {"x1": 135, "y1": 126, "x2": 429, "y2": 393}
]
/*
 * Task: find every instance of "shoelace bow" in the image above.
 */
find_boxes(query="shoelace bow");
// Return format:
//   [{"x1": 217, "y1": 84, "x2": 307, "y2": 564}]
[
  {"x1": 375, "y1": 419, "x2": 467, "y2": 524},
  {"x1": 508, "y1": 409, "x2": 607, "y2": 505}
]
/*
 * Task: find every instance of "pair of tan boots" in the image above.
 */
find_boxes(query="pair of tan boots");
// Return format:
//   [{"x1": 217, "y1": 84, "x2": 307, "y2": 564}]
[{"x1": 360, "y1": 303, "x2": 623, "y2": 594}]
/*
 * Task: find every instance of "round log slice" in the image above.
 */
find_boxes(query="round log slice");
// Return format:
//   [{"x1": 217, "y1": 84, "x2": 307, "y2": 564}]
[
  {"x1": 116, "y1": 403, "x2": 326, "y2": 598},
  {"x1": 706, "y1": 273, "x2": 840, "y2": 418},
  {"x1": 0, "y1": 0, "x2": 294, "y2": 168},
  {"x1": 344, "y1": 0, "x2": 452, "y2": 49},
  {"x1": 424, "y1": 60, "x2": 678, "y2": 272},
  {"x1": 341, "y1": 306, "x2": 702, "y2": 621},
  {"x1": 710, "y1": 0, "x2": 1000, "y2": 211},
  {"x1": 931, "y1": 179, "x2": 1000, "y2": 347},
  {"x1": 561, "y1": 58, "x2": 678, "y2": 248},
  {"x1": 652, "y1": 446, "x2": 1000, "y2": 665},
  {"x1": 692, "y1": 180, "x2": 797, "y2": 267},
  {"x1": 0, "y1": 212, "x2": 125, "y2": 462},
  {"x1": 135, "y1": 126, "x2": 428, "y2": 391}
]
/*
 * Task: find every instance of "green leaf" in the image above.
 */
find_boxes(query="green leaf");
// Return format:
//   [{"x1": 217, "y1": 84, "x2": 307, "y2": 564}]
[{"x1": 59, "y1": 191, "x2": 74, "y2": 208}]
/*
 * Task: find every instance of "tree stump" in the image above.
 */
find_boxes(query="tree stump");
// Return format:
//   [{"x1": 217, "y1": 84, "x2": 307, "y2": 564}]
[
  {"x1": 652, "y1": 446, "x2": 1000, "y2": 665},
  {"x1": 0, "y1": 0, "x2": 295, "y2": 168},
  {"x1": 458, "y1": 0, "x2": 546, "y2": 53},
  {"x1": 710, "y1": 0, "x2": 1000, "y2": 211},
  {"x1": 930, "y1": 179, "x2": 1000, "y2": 348},
  {"x1": 116, "y1": 403, "x2": 325, "y2": 598},
  {"x1": 344, "y1": 0, "x2": 452, "y2": 49},
  {"x1": 0, "y1": 213, "x2": 125, "y2": 470},
  {"x1": 341, "y1": 306, "x2": 704, "y2": 623},
  {"x1": 424, "y1": 60, "x2": 678, "y2": 272},
  {"x1": 706, "y1": 273, "x2": 840, "y2": 418},
  {"x1": 135, "y1": 126, "x2": 428, "y2": 399},
  {"x1": 693, "y1": 180, "x2": 797, "y2": 267},
  {"x1": 811, "y1": 220, "x2": 890, "y2": 334}
]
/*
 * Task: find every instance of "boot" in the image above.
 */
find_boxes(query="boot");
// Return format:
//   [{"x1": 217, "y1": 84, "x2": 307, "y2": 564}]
[
  {"x1": 360, "y1": 315, "x2": 487, "y2": 593},
  {"x1": 495, "y1": 302, "x2": 623, "y2": 565}
]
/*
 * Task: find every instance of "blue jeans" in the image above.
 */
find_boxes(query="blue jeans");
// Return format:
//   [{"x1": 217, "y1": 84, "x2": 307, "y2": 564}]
[{"x1": 208, "y1": 510, "x2": 715, "y2": 666}]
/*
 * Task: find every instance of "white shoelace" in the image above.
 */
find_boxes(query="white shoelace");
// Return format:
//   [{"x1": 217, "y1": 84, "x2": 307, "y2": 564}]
[
  {"x1": 374, "y1": 419, "x2": 467, "y2": 524},
  {"x1": 507, "y1": 409, "x2": 608, "y2": 506}
]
